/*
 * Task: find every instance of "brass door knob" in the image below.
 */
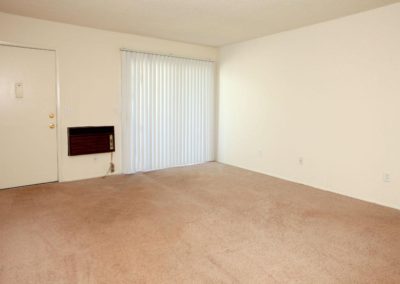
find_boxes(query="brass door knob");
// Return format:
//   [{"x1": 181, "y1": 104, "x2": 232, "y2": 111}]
[
  {"x1": 49, "y1": 123, "x2": 56, "y2": 129},
  {"x1": 49, "y1": 113, "x2": 55, "y2": 118}
]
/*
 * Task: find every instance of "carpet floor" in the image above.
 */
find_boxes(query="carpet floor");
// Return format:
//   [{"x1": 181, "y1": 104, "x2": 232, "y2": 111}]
[{"x1": 0, "y1": 162, "x2": 399, "y2": 283}]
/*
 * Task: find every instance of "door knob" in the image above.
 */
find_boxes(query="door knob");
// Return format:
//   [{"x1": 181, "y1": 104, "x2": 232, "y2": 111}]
[
  {"x1": 49, "y1": 123, "x2": 56, "y2": 129},
  {"x1": 49, "y1": 113, "x2": 55, "y2": 118}
]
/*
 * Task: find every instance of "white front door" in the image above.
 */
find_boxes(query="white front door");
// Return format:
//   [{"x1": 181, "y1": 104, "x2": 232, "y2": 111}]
[{"x1": 0, "y1": 45, "x2": 58, "y2": 189}]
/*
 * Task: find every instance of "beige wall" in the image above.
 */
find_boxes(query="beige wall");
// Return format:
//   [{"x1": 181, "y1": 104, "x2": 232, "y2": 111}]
[
  {"x1": 218, "y1": 4, "x2": 400, "y2": 209},
  {"x1": 0, "y1": 12, "x2": 217, "y2": 182}
]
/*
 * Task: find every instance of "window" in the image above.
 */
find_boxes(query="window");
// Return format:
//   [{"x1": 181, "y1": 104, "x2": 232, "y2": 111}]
[{"x1": 122, "y1": 51, "x2": 215, "y2": 173}]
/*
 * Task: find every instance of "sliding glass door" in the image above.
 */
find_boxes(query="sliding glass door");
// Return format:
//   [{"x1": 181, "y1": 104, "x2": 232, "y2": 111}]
[{"x1": 121, "y1": 51, "x2": 215, "y2": 173}]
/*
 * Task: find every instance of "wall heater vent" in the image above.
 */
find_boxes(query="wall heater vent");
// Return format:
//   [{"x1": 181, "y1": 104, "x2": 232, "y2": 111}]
[{"x1": 68, "y1": 126, "x2": 115, "y2": 156}]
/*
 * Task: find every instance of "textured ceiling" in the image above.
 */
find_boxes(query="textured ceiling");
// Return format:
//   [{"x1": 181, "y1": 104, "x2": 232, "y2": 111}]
[{"x1": 0, "y1": 0, "x2": 398, "y2": 46}]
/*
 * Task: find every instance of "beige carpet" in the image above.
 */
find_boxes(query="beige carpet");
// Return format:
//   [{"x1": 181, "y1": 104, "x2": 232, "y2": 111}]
[{"x1": 0, "y1": 162, "x2": 399, "y2": 283}]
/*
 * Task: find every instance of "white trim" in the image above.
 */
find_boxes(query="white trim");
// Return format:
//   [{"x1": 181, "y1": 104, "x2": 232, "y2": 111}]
[
  {"x1": 120, "y1": 48, "x2": 215, "y2": 63},
  {"x1": 0, "y1": 41, "x2": 56, "y2": 52},
  {"x1": 54, "y1": 49, "x2": 62, "y2": 181}
]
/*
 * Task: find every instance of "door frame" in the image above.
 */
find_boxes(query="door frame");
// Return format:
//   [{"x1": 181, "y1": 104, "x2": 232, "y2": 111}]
[{"x1": 0, "y1": 41, "x2": 62, "y2": 183}]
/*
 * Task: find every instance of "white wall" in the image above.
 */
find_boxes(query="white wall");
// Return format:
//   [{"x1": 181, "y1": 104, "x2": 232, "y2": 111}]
[
  {"x1": 0, "y1": 12, "x2": 217, "y2": 182},
  {"x1": 218, "y1": 4, "x2": 400, "y2": 209}
]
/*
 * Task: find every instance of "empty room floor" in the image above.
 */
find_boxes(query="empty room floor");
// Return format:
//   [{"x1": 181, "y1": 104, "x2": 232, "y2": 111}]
[{"x1": 1, "y1": 163, "x2": 399, "y2": 283}]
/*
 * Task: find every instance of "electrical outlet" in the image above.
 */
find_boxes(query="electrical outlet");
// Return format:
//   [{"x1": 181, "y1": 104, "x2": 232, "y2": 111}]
[
  {"x1": 383, "y1": 173, "x2": 391, "y2": 183},
  {"x1": 110, "y1": 163, "x2": 115, "y2": 173}
]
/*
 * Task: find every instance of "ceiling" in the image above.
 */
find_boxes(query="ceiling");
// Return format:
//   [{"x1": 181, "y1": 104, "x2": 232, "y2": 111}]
[{"x1": 0, "y1": 0, "x2": 397, "y2": 46}]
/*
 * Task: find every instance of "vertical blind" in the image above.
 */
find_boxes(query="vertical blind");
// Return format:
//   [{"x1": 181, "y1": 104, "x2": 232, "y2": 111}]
[{"x1": 122, "y1": 51, "x2": 215, "y2": 173}]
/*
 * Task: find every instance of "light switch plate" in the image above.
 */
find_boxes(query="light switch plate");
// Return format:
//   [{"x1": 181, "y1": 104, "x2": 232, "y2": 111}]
[{"x1": 15, "y1": 82, "x2": 23, "y2": 98}]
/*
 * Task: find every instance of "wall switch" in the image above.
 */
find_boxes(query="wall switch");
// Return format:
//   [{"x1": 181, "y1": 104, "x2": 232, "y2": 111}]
[
  {"x1": 383, "y1": 173, "x2": 391, "y2": 183},
  {"x1": 15, "y1": 82, "x2": 23, "y2": 98},
  {"x1": 298, "y1": 157, "x2": 304, "y2": 165}
]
